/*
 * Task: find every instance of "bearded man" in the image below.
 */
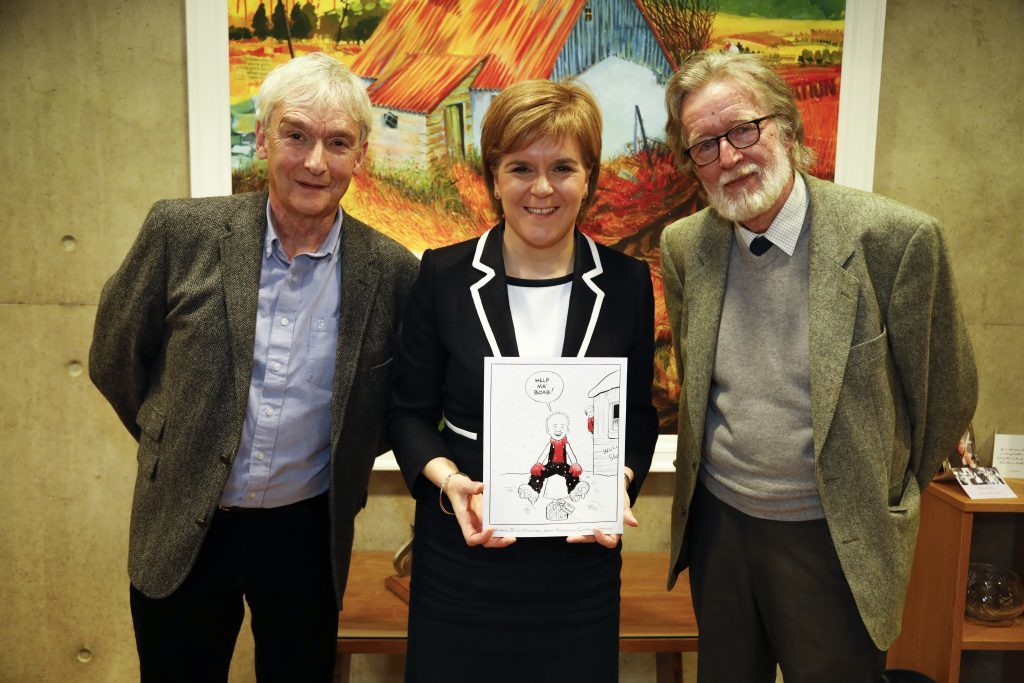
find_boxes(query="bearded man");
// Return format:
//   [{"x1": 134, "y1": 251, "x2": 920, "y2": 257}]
[{"x1": 659, "y1": 51, "x2": 977, "y2": 682}]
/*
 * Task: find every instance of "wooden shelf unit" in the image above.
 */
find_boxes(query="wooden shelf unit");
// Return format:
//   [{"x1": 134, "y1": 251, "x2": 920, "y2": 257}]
[{"x1": 887, "y1": 478, "x2": 1024, "y2": 682}]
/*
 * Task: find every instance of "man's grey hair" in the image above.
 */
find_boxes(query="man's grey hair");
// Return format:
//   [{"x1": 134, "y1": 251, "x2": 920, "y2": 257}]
[
  {"x1": 255, "y1": 52, "x2": 372, "y2": 143},
  {"x1": 664, "y1": 51, "x2": 816, "y2": 173}
]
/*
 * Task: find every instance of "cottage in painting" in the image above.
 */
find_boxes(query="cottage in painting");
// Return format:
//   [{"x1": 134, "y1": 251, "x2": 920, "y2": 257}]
[{"x1": 351, "y1": 0, "x2": 677, "y2": 170}]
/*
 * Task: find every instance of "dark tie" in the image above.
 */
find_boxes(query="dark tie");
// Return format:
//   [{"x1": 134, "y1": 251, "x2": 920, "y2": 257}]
[{"x1": 749, "y1": 236, "x2": 772, "y2": 256}]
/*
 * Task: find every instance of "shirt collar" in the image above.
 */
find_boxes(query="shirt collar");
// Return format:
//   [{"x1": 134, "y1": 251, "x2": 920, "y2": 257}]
[
  {"x1": 264, "y1": 200, "x2": 344, "y2": 263},
  {"x1": 733, "y1": 172, "x2": 807, "y2": 256}
]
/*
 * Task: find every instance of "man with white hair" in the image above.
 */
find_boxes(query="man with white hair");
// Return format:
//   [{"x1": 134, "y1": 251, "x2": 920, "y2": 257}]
[
  {"x1": 660, "y1": 51, "x2": 977, "y2": 681},
  {"x1": 91, "y1": 52, "x2": 418, "y2": 680}
]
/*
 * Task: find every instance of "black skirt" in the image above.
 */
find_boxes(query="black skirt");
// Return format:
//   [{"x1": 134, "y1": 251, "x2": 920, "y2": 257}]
[{"x1": 405, "y1": 492, "x2": 621, "y2": 682}]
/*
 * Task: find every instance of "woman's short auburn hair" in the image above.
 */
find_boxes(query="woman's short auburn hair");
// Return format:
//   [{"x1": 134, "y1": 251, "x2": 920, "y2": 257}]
[{"x1": 481, "y1": 79, "x2": 602, "y2": 224}]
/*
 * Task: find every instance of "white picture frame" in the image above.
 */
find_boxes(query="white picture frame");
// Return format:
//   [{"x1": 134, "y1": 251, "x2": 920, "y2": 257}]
[{"x1": 482, "y1": 357, "x2": 628, "y2": 537}]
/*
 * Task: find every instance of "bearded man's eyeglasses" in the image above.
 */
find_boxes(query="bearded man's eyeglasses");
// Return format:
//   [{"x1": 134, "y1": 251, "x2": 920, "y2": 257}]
[{"x1": 685, "y1": 115, "x2": 777, "y2": 167}]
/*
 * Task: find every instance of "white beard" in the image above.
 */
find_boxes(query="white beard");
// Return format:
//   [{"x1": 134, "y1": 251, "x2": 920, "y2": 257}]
[{"x1": 703, "y1": 144, "x2": 793, "y2": 225}]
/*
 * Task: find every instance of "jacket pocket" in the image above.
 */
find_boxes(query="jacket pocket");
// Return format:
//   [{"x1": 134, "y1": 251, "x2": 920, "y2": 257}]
[
  {"x1": 888, "y1": 471, "x2": 909, "y2": 509},
  {"x1": 846, "y1": 326, "x2": 888, "y2": 369},
  {"x1": 888, "y1": 472, "x2": 918, "y2": 513},
  {"x1": 135, "y1": 403, "x2": 165, "y2": 480}
]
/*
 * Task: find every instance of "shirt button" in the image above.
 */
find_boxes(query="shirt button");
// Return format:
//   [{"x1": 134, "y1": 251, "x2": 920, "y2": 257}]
[
  {"x1": 247, "y1": 492, "x2": 256, "y2": 500},
  {"x1": 281, "y1": 317, "x2": 290, "y2": 326},
  {"x1": 272, "y1": 361, "x2": 282, "y2": 372},
  {"x1": 264, "y1": 407, "x2": 273, "y2": 417},
  {"x1": 255, "y1": 451, "x2": 265, "y2": 461}
]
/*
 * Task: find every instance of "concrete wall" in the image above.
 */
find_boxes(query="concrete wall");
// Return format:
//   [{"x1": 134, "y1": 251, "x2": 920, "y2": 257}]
[
  {"x1": 1, "y1": 0, "x2": 1021, "y2": 680},
  {"x1": 872, "y1": 0, "x2": 1024, "y2": 462},
  {"x1": 1, "y1": 1, "x2": 191, "y2": 681}
]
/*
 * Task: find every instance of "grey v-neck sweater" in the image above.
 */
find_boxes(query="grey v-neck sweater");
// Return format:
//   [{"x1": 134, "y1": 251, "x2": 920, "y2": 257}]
[{"x1": 699, "y1": 223, "x2": 824, "y2": 521}]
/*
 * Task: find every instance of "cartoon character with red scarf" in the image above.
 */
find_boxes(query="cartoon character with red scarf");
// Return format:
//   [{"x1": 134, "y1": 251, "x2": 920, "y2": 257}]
[{"x1": 518, "y1": 412, "x2": 590, "y2": 520}]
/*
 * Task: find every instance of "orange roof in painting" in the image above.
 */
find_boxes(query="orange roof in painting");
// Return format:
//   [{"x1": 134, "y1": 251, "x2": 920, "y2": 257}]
[
  {"x1": 351, "y1": 0, "x2": 588, "y2": 91},
  {"x1": 369, "y1": 53, "x2": 485, "y2": 113}
]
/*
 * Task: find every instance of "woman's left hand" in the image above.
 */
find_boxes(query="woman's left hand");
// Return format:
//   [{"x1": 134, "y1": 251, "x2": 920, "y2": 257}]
[{"x1": 566, "y1": 474, "x2": 638, "y2": 548}]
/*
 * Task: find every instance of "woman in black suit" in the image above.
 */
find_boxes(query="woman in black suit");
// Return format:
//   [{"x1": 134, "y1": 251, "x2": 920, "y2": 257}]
[{"x1": 388, "y1": 80, "x2": 659, "y2": 682}]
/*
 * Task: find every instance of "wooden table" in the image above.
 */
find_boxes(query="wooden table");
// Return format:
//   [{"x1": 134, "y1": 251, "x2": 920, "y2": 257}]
[{"x1": 336, "y1": 551, "x2": 698, "y2": 682}]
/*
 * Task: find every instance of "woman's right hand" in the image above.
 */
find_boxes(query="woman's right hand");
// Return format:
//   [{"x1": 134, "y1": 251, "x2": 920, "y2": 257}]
[
  {"x1": 444, "y1": 474, "x2": 517, "y2": 549},
  {"x1": 423, "y1": 457, "x2": 516, "y2": 549}
]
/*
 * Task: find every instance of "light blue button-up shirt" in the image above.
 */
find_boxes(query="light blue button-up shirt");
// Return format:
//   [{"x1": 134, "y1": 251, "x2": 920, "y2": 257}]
[{"x1": 219, "y1": 203, "x2": 343, "y2": 508}]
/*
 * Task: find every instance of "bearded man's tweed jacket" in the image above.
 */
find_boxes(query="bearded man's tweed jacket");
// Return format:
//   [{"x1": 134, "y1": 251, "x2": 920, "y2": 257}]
[
  {"x1": 90, "y1": 190, "x2": 419, "y2": 608},
  {"x1": 660, "y1": 173, "x2": 978, "y2": 649}
]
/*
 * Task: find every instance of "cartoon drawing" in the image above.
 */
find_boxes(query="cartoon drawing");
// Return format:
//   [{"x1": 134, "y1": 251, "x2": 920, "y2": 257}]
[
  {"x1": 518, "y1": 412, "x2": 591, "y2": 521},
  {"x1": 483, "y1": 357, "x2": 627, "y2": 537}
]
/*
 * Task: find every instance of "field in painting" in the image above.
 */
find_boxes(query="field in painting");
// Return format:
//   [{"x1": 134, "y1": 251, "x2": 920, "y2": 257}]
[
  {"x1": 711, "y1": 13, "x2": 844, "y2": 54},
  {"x1": 783, "y1": 65, "x2": 841, "y2": 179}
]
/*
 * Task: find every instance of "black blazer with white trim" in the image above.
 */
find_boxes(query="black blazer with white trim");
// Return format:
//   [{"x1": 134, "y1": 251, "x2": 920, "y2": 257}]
[{"x1": 388, "y1": 224, "x2": 659, "y2": 502}]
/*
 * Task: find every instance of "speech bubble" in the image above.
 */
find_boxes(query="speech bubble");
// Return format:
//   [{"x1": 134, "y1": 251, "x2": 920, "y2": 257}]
[{"x1": 525, "y1": 371, "x2": 564, "y2": 405}]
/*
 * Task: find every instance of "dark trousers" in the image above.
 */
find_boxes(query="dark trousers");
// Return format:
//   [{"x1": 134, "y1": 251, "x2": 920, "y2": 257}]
[
  {"x1": 527, "y1": 461, "x2": 580, "y2": 494},
  {"x1": 688, "y1": 481, "x2": 886, "y2": 683},
  {"x1": 130, "y1": 493, "x2": 339, "y2": 683}
]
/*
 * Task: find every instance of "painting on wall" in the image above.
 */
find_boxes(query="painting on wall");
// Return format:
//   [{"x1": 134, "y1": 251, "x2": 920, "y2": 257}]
[{"x1": 218, "y1": 0, "x2": 865, "y2": 434}]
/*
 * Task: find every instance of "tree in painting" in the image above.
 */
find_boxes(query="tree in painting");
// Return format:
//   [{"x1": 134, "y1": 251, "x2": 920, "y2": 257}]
[
  {"x1": 270, "y1": 0, "x2": 290, "y2": 41},
  {"x1": 251, "y1": 2, "x2": 270, "y2": 40},
  {"x1": 289, "y1": 2, "x2": 313, "y2": 39},
  {"x1": 641, "y1": 0, "x2": 720, "y2": 64}
]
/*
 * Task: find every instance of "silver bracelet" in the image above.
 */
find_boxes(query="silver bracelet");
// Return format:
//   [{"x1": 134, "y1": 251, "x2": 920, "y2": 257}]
[
  {"x1": 623, "y1": 472, "x2": 633, "y2": 488},
  {"x1": 439, "y1": 471, "x2": 469, "y2": 516}
]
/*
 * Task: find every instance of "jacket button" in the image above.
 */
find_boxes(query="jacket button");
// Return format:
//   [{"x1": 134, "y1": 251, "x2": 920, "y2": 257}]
[
  {"x1": 220, "y1": 454, "x2": 232, "y2": 464},
  {"x1": 195, "y1": 517, "x2": 207, "y2": 527}
]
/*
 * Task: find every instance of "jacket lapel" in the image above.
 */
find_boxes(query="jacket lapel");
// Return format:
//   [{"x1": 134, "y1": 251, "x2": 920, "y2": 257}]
[
  {"x1": 561, "y1": 232, "x2": 604, "y2": 357},
  {"x1": 685, "y1": 215, "x2": 732, "y2": 450},
  {"x1": 219, "y1": 191, "x2": 268, "y2": 406},
  {"x1": 470, "y1": 226, "x2": 519, "y2": 357},
  {"x1": 805, "y1": 175, "x2": 860, "y2": 459},
  {"x1": 330, "y1": 214, "x2": 381, "y2": 445}
]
